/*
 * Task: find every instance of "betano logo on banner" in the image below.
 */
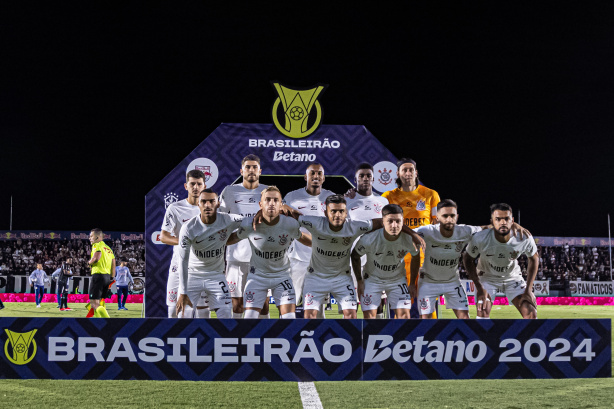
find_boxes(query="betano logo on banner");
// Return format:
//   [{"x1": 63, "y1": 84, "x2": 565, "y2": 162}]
[
  {"x1": 271, "y1": 82, "x2": 327, "y2": 138},
  {"x1": 4, "y1": 329, "x2": 37, "y2": 365}
]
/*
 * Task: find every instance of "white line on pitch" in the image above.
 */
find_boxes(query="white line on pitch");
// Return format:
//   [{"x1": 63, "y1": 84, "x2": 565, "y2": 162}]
[{"x1": 298, "y1": 382, "x2": 324, "y2": 409}]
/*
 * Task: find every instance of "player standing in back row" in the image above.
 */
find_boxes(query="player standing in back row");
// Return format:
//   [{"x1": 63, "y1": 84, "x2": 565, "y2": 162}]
[
  {"x1": 219, "y1": 154, "x2": 269, "y2": 318},
  {"x1": 160, "y1": 170, "x2": 208, "y2": 318},
  {"x1": 87, "y1": 228, "x2": 116, "y2": 318},
  {"x1": 283, "y1": 163, "x2": 335, "y2": 318},
  {"x1": 462, "y1": 203, "x2": 539, "y2": 319},
  {"x1": 382, "y1": 158, "x2": 440, "y2": 318}
]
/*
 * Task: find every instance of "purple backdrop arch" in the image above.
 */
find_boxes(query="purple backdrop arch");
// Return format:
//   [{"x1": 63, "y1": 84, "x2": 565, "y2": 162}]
[{"x1": 145, "y1": 123, "x2": 399, "y2": 317}]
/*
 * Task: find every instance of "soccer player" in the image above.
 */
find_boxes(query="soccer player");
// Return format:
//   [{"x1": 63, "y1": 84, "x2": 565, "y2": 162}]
[
  {"x1": 351, "y1": 204, "x2": 419, "y2": 319},
  {"x1": 284, "y1": 163, "x2": 335, "y2": 317},
  {"x1": 295, "y1": 195, "x2": 424, "y2": 319},
  {"x1": 228, "y1": 186, "x2": 312, "y2": 319},
  {"x1": 346, "y1": 162, "x2": 389, "y2": 317},
  {"x1": 462, "y1": 203, "x2": 539, "y2": 319},
  {"x1": 87, "y1": 228, "x2": 116, "y2": 318},
  {"x1": 219, "y1": 154, "x2": 269, "y2": 318},
  {"x1": 382, "y1": 158, "x2": 440, "y2": 318},
  {"x1": 115, "y1": 260, "x2": 134, "y2": 310},
  {"x1": 29, "y1": 263, "x2": 49, "y2": 308},
  {"x1": 160, "y1": 169, "x2": 209, "y2": 318},
  {"x1": 175, "y1": 189, "x2": 243, "y2": 319},
  {"x1": 52, "y1": 258, "x2": 74, "y2": 311}
]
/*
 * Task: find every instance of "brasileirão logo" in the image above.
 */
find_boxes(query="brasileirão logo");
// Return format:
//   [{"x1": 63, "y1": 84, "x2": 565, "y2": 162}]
[{"x1": 271, "y1": 82, "x2": 327, "y2": 138}]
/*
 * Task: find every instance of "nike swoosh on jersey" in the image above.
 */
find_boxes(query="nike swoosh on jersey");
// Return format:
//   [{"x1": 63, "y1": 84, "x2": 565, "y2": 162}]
[
  {"x1": 318, "y1": 237, "x2": 327, "y2": 240},
  {"x1": 486, "y1": 254, "x2": 494, "y2": 256},
  {"x1": 235, "y1": 200, "x2": 243, "y2": 203},
  {"x1": 431, "y1": 245, "x2": 439, "y2": 247},
  {"x1": 182, "y1": 218, "x2": 191, "y2": 222},
  {"x1": 195, "y1": 238, "x2": 206, "y2": 244},
  {"x1": 375, "y1": 252, "x2": 383, "y2": 256},
  {"x1": 254, "y1": 237, "x2": 263, "y2": 240},
  {"x1": 298, "y1": 206, "x2": 307, "y2": 209}
]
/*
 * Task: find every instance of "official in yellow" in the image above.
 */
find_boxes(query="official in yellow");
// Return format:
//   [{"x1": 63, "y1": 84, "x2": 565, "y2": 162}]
[{"x1": 87, "y1": 228, "x2": 116, "y2": 318}]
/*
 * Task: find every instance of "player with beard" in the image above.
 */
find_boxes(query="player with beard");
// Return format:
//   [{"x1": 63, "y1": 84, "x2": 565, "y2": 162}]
[
  {"x1": 283, "y1": 163, "x2": 335, "y2": 318},
  {"x1": 346, "y1": 162, "x2": 389, "y2": 318},
  {"x1": 382, "y1": 158, "x2": 440, "y2": 318},
  {"x1": 227, "y1": 186, "x2": 312, "y2": 319},
  {"x1": 462, "y1": 203, "x2": 539, "y2": 319},
  {"x1": 219, "y1": 154, "x2": 270, "y2": 318},
  {"x1": 292, "y1": 195, "x2": 424, "y2": 319},
  {"x1": 160, "y1": 170, "x2": 209, "y2": 319},
  {"x1": 175, "y1": 189, "x2": 244, "y2": 319},
  {"x1": 351, "y1": 204, "x2": 419, "y2": 319}
]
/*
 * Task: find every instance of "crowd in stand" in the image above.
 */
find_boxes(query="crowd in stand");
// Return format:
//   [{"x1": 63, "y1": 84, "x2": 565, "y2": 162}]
[
  {"x1": 457, "y1": 245, "x2": 611, "y2": 283},
  {"x1": 0, "y1": 239, "x2": 145, "y2": 277}
]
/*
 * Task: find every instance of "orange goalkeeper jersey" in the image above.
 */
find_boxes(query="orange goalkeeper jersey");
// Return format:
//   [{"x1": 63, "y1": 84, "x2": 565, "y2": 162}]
[{"x1": 382, "y1": 185, "x2": 440, "y2": 229}]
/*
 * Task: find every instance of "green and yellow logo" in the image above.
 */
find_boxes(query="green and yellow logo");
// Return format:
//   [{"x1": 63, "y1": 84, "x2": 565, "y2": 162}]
[
  {"x1": 4, "y1": 329, "x2": 37, "y2": 365},
  {"x1": 271, "y1": 82, "x2": 327, "y2": 138}
]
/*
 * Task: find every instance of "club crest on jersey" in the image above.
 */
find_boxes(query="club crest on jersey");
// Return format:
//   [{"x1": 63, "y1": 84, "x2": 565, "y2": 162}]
[
  {"x1": 271, "y1": 82, "x2": 327, "y2": 138},
  {"x1": 510, "y1": 250, "x2": 520, "y2": 260},
  {"x1": 218, "y1": 229, "x2": 227, "y2": 241},
  {"x1": 228, "y1": 281, "x2": 237, "y2": 292},
  {"x1": 362, "y1": 294, "x2": 372, "y2": 306},
  {"x1": 195, "y1": 165, "x2": 212, "y2": 182},
  {"x1": 305, "y1": 293, "x2": 315, "y2": 306},
  {"x1": 168, "y1": 289, "x2": 178, "y2": 303},
  {"x1": 416, "y1": 199, "x2": 426, "y2": 211},
  {"x1": 320, "y1": 203, "x2": 326, "y2": 212},
  {"x1": 342, "y1": 237, "x2": 351, "y2": 246},
  {"x1": 279, "y1": 234, "x2": 288, "y2": 245},
  {"x1": 397, "y1": 250, "x2": 405, "y2": 259},
  {"x1": 245, "y1": 291, "x2": 255, "y2": 303},
  {"x1": 378, "y1": 168, "x2": 393, "y2": 186},
  {"x1": 374, "y1": 203, "x2": 383, "y2": 213},
  {"x1": 419, "y1": 298, "x2": 429, "y2": 311},
  {"x1": 164, "y1": 192, "x2": 179, "y2": 209},
  {"x1": 456, "y1": 241, "x2": 464, "y2": 252}
]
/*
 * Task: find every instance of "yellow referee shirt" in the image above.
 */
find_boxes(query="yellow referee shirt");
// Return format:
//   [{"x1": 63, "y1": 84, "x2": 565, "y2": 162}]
[{"x1": 91, "y1": 241, "x2": 115, "y2": 275}]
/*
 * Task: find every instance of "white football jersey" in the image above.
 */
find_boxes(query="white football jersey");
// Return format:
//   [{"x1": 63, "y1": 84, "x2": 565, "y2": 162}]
[
  {"x1": 237, "y1": 215, "x2": 301, "y2": 276},
  {"x1": 283, "y1": 188, "x2": 335, "y2": 262},
  {"x1": 219, "y1": 183, "x2": 268, "y2": 263},
  {"x1": 415, "y1": 224, "x2": 482, "y2": 283},
  {"x1": 466, "y1": 229, "x2": 537, "y2": 280},
  {"x1": 298, "y1": 215, "x2": 372, "y2": 277},
  {"x1": 346, "y1": 193, "x2": 388, "y2": 221},
  {"x1": 354, "y1": 229, "x2": 419, "y2": 282},
  {"x1": 160, "y1": 199, "x2": 201, "y2": 259},
  {"x1": 177, "y1": 213, "x2": 243, "y2": 293}
]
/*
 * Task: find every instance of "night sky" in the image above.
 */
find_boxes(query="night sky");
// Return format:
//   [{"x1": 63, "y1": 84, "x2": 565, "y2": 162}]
[{"x1": 1, "y1": 3, "x2": 613, "y2": 237}]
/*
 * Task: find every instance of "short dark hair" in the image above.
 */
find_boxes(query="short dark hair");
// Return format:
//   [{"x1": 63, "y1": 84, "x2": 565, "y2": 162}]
[
  {"x1": 490, "y1": 203, "x2": 513, "y2": 214},
  {"x1": 200, "y1": 188, "x2": 217, "y2": 196},
  {"x1": 186, "y1": 169, "x2": 205, "y2": 183},
  {"x1": 395, "y1": 158, "x2": 420, "y2": 188},
  {"x1": 91, "y1": 228, "x2": 103, "y2": 238},
  {"x1": 325, "y1": 194, "x2": 346, "y2": 208},
  {"x1": 437, "y1": 199, "x2": 458, "y2": 212},
  {"x1": 305, "y1": 162, "x2": 324, "y2": 172},
  {"x1": 355, "y1": 162, "x2": 373, "y2": 173},
  {"x1": 242, "y1": 154, "x2": 261, "y2": 166},
  {"x1": 382, "y1": 204, "x2": 403, "y2": 217}
]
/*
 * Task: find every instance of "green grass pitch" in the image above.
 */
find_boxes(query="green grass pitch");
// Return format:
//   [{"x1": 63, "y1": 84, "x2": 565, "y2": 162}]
[{"x1": 0, "y1": 305, "x2": 612, "y2": 408}]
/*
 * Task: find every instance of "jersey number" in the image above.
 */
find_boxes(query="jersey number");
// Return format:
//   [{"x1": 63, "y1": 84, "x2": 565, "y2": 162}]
[
  {"x1": 280, "y1": 280, "x2": 293, "y2": 291},
  {"x1": 219, "y1": 281, "x2": 228, "y2": 294},
  {"x1": 398, "y1": 284, "x2": 409, "y2": 295}
]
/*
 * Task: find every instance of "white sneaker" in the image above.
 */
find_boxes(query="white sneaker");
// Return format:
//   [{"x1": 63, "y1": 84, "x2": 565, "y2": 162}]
[{"x1": 36, "y1": 305, "x2": 41, "y2": 308}]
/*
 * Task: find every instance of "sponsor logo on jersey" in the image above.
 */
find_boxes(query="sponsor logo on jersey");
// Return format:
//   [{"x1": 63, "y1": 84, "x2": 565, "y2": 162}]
[
  {"x1": 271, "y1": 82, "x2": 327, "y2": 138},
  {"x1": 331, "y1": 238, "x2": 338, "y2": 244},
  {"x1": 498, "y1": 253, "x2": 505, "y2": 258},
  {"x1": 164, "y1": 193, "x2": 179, "y2": 209},
  {"x1": 357, "y1": 245, "x2": 365, "y2": 252},
  {"x1": 302, "y1": 221, "x2": 313, "y2": 228},
  {"x1": 4, "y1": 329, "x2": 37, "y2": 365},
  {"x1": 416, "y1": 199, "x2": 426, "y2": 211},
  {"x1": 171, "y1": 264, "x2": 178, "y2": 273},
  {"x1": 444, "y1": 244, "x2": 451, "y2": 249},
  {"x1": 364, "y1": 205, "x2": 371, "y2": 210},
  {"x1": 386, "y1": 250, "x2": 394, "y2": 256},
  {"x1": 208, "y1": 236, "x2": 216, "y2": 241},
  {"x1": 249, "y1": 198, "x2": 256, "y2": 203},
  {"x1": 267, "y1": 236, "x2": 275, "y2": 243},
  {"x1": 279, "y1": 234, "x2": 288, "y2": 245},
  {"x1": 180, "y1": 237, "x2": 190, "y2": 249},
  {"x1": 250, "y1": 266, "x2": 255, "y2": 273}
]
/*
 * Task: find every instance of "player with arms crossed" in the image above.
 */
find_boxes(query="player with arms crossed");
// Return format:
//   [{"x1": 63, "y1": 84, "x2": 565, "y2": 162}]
[
  {"x1": 219, "y1": 154, "x2": 269, "y2": 318},
  {"x1": 351, "y1": 204, "x2": 419, "y2": 319},
  {"x1": 462, "y1": 203, "x2": 539, "y2": 319},
  {"x1": 296, "y1": 195, "x2": 424, "y2": 319},
  {"x1": 160, "y1": 169, "x2": 209, "y2": 318},
  {"x1": 87, "y1": 228, "x2": 116, "y2": 318},
  {"x1": 175, "y1": 189, "x2": 243, "y2": 319},
  {"x1": 283, "y1": 163, "x2": 334, "y2": 318},
  {"x1": 228, "y1": 186, "x2": 312, "y2": 319}
]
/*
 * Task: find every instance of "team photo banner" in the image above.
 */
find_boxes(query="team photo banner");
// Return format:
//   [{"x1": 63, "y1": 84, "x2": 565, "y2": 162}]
[{"x1": 0, "y1": 318, "x2": 609, "y2": 381}]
